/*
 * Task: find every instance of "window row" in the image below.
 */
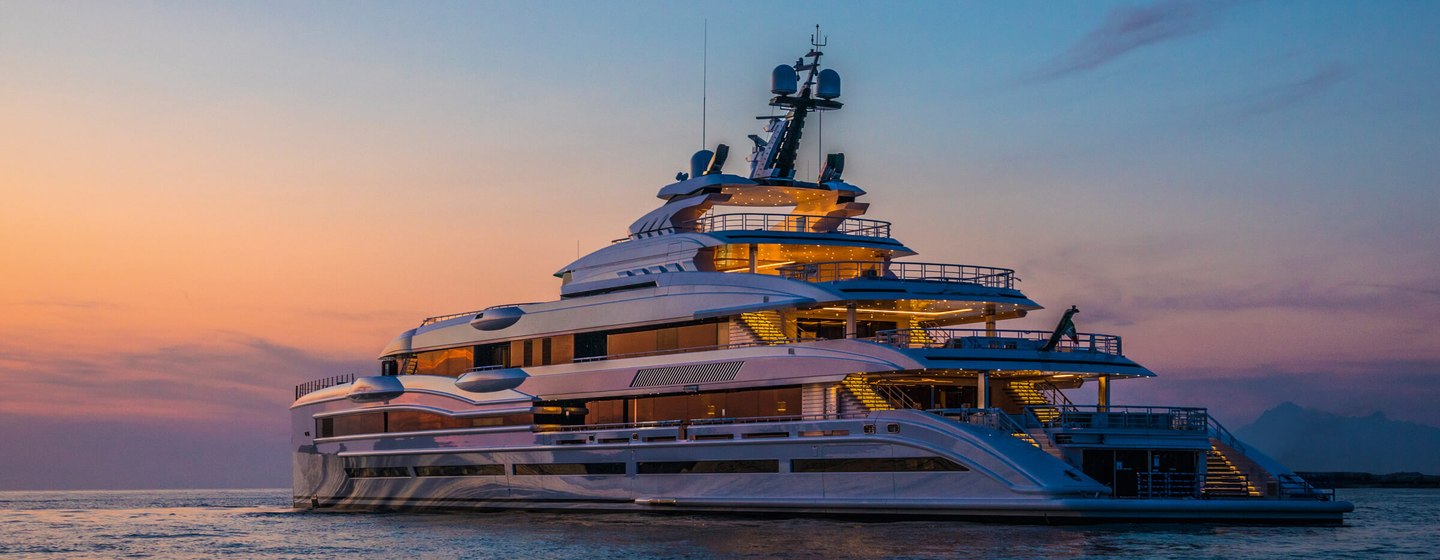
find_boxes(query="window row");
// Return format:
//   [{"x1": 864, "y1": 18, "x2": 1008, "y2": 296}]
[
  {"x1": 581, "y1": 387, "x2": 802, "y2": 426},
  {"x1": 317, "y1": 410, "x2": 532, "y2": 438},
  {"x1": 344, "y1": 457, "x2": 966, "y2": 478},
  {"x1": 393, "y1": 319, "x2": 729, "y2": 377}
]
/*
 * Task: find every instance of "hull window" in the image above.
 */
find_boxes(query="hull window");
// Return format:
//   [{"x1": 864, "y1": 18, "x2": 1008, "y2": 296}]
[
  {"x1": 637, "y1": 460, "x2": 780, "y2": 474},
  {"x1": 415, "y1": 465, "x2": 505, "y2": 477},
  {"x1": 792, "y1": 457, "x2": 968, "y2": 473},
  {"x1": 513, "y1": 463, "x2": 627, "y2": 476},
  {"x1": 344, "y1": 467, "x2": 410, "y2": 478}
]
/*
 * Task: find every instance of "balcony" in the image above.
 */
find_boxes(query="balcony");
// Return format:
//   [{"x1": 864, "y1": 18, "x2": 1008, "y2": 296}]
[
  {"x1": 875, "y1": 328, "x2": 1122, "y2": 355},
  {"x1": 776, "y1": 261, "x2": 1016, "y2": 289}
]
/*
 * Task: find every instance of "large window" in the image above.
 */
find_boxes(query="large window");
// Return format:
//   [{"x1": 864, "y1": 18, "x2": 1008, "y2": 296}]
[
  {"x1": 637, "y1": 460, "x2": 779, "y2": 474},
  {"x1": 583, "y1": 387, "x2": 800, "y2": 425},
  {"x1": 317, "y1": 410, "x2": 532, "y2": 438},
  {"x1": 411, "y1": 347, "x2": 474, "y2": 377},
  {"x1": 791, "y1": 457, "x2": 969, "y2": 473},
  {"x1": 513, "y1": 463, "x2": 626, "y2": 476},
  {"x1": 414, "y1": 465, "x2": 504, "y2": 477}
]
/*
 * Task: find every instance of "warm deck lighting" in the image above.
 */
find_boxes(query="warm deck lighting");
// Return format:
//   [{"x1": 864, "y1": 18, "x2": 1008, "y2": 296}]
[{"x1": 821, "y1": 307, "x2": 974, "y2": 317}]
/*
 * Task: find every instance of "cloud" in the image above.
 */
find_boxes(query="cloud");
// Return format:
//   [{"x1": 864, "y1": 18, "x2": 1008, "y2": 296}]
[
  {"x1": 0, "y1": 334, "x2": 374, "y2": 423},
  {"x1": 1027, "y1": 0, "x2": 1229, "y2": 83},
  {"x1": 1230, "y1": 62, "x2": 1349, "y2": 116}
]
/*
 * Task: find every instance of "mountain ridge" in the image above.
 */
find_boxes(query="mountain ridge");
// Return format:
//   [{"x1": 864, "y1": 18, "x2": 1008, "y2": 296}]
[{"x1": 1236, "y1": 402, "x2": 1440, "y2": 475}]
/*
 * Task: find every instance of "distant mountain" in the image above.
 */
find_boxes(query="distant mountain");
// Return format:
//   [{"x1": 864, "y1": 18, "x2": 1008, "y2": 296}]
[{"x1": 1235, "y1": 402, "x2": 1440, "y2": 475}]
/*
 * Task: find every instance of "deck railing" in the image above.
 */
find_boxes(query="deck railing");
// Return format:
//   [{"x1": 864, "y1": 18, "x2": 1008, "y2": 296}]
[
  {"x1": 633, "y1": 212, "x2": 892, "y2": 239},
  {"x1": 875, "y1": 328, "x2": 1122, "y2": 355},
  {"x1": 1026, "y1": 405, "x2": 1208, "y2": 431},
  {"x1": 775, "y1": 261, "x2": 1015, "y2": 289},
  {"x1": 295, "y1": 373, "x2": 355, "y2": 400},
  {"x1": 927, "y1": 408, "x2": 1029, "y2": 435}
]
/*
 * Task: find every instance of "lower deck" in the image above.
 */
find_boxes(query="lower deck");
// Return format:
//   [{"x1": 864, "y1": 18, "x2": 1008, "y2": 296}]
[{"x1": 293, "y1": 408, "x2": 1351, "y2": 524}]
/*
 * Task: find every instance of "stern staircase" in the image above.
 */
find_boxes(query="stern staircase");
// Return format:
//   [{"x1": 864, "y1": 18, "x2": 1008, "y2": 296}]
[{"x1": 1204, "y1": 446, "x2": 1263, "y2": 498}]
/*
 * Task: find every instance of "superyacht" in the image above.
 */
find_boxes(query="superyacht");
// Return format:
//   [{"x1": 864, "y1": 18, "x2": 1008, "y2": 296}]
[{"x1": 291, "y1": 36, "x2": 1352, "y2": 523}]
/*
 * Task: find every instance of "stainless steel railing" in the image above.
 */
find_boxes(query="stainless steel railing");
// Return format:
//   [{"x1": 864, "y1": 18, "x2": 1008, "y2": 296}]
[
  {"x1": 1026, "y1": 405, "x2": 1209, "y2": 431},
  {"x1": 775, "y1": 261, "x2": 1016, "y2": 289},
  {"x1": 295, "y1": 373, "x2": 355, "y2": 400},
  {"x1": 875, "y1": 328, "x2": 1123, "y2": 355},
  {"x1": 633, "y1": 213, "x2": 892, "y2": 239}
]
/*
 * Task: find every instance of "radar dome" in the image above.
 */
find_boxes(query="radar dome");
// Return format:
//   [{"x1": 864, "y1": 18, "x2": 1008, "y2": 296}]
[
  {"x1": 817, "y1": 69, "x2": 841, "y2": 99},
  {"x1": 771, "y1": 65, "x2": 798, "y2": 95}
]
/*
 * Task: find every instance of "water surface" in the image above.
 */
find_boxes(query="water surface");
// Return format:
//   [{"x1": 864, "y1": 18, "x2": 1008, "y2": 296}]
[{"x1": 1, "y1": 488, "x2": 1433, "y2": 558}]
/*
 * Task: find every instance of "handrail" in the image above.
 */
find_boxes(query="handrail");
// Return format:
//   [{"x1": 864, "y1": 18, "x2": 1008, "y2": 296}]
[
  {"x1": 1036, "y1": 380, "x2": 1080, "y2": 413},
  {"x1": 1029, "y1": 405, "x2": 1209, "y2": 431},
  {"x1": 419, "y1": 302, "x2": 542, "y2": 327},
  {"x1": 875, "y1": 328, "x2": 1123, "y2": 355},
  {"x1": 295, "y1": 373, "x2": 355, "y2": 400},
  {"x1": 874, "y1": 383, "x2": 924, "y2": 410},
  {"x1": 1207, "y1": 416, "x2": 1248, "y2": 454},
  {"x1": 534, "y1": 412, "x2": 875, "y2": 433},
  {"x1": 633, "y1": 213, "x2": 892, "y2": 239},
  {"x1": 927, "y1": 408, "x2": 1028, "y2": 435},
  {"x1": 776, "y1": 261, "x2": 1016, "y2": 289}
]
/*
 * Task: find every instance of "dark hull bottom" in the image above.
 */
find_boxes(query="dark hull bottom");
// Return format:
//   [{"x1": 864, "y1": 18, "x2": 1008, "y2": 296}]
[{"x1": 295, "y1": 495, "x2": 1353, "y2": 525}]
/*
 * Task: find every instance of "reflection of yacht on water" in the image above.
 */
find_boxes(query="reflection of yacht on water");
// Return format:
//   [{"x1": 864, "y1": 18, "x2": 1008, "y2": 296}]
[{"x1": 291, "y1": 35, "x2": 1352, "y2": 523}]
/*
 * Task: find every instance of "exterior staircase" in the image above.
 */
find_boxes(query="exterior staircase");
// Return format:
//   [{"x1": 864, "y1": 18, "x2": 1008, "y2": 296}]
[
  {"x1": 1002, "y1": 381, "x2": 1060, "y2": 423},
  {"x1": 1203, "y1": 445, "x2": 1263, "y2": 498},
  {"x1": 840, "y1": 375, "x2": 894, "y2": 411},
  {"x1": 739, "y1": 311, "x2": 788, "y2": 343},
  {"x1": 1023, "y1": 428, "x2": 1063, "y2": 458},
  {"x1": 907, "y1": 318, "x2": 935, "y2": 347}
]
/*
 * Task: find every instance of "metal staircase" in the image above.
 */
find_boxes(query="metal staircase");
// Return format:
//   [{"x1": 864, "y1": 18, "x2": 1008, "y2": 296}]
[
  {"x1": 1002, "y1": 381, "x2": 1060, "y2": 422},
  {"x1": 1204, "y1": 446, "x2": 1263, "y2": 498},
  {"x1": 840, "y1": 375, "x2": 894, "y2": 411},
  {"x1": 906, "y1": 318, "x2": 935, "y2": 347},
  {"x1": 739, "y1": 311, "x2": 788, "y2": 343}
]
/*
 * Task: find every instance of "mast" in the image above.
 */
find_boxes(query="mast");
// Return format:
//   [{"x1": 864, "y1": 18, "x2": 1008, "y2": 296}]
[{"x1": 749, "y1": 26, "x2": 843, "y2": 183}]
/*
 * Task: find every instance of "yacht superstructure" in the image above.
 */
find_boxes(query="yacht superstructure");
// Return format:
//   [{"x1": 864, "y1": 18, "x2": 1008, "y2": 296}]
[{"x1": 290, "y1": 37, "x2": 1352, "y2": 523}]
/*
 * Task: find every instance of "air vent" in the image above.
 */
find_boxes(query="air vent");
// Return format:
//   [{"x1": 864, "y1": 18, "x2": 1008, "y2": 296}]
[{"x1": 630, "y1": 361, "x2": 743, "y2": 387}]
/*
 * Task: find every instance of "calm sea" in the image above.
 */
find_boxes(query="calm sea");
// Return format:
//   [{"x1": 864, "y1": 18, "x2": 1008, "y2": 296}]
[{"x1": 0, "y1": 488, "x2": 1434, "y2": 559}]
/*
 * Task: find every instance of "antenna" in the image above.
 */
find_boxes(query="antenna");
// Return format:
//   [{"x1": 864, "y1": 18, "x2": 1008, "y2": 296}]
[
  {"x1": 811, "y1": 24, "x2": 827, "y2": 48},
  {"x1": 701, "y1": 19, "x2": 708, "y2": 150}
]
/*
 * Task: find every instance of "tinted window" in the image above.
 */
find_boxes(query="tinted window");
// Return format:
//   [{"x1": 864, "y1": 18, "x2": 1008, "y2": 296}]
[
  {"x1": 345, "y1": 467, "x2": 410, "y2": 478},
  {"x1": 513, "y1": 463, "x2": 626, "y2": 476},
  {"x1": 792, "y1": 457, "x2": 968, "y2": 473},
  {"x1": 638, "y1": 460, "x2": 779, "y2": 474},
  {"x1": 414, "y1": 465, "x2": 504, "y2": 477}
]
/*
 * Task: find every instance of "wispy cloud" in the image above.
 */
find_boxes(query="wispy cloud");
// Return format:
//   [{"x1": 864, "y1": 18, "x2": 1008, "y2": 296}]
[
  {"x1": 1231, "y1": 62, "x2": 1349, "y2": 116},
  {"x1": 1026, "y1": 0, "x2": 1229, "y2": 83}
]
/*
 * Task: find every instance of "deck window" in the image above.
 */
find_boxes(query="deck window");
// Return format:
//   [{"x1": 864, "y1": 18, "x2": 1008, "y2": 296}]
[{"x1": 317, "y1": 410, "x2": 531, "y2": 438}]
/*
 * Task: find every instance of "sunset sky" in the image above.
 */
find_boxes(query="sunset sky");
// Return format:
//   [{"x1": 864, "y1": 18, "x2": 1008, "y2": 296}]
[{"x1": 3, "y1": 1, "x2": 1437, "y2": 489}]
